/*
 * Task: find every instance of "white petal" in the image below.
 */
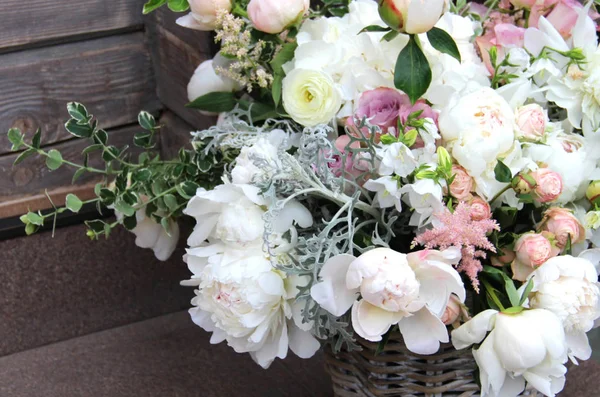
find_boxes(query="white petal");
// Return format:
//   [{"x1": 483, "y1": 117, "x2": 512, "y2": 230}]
[
  {"x1": 291, "y1": 301, "x2": 313, "y2": 331},
  {"x1": 175, "y1": 13, "x2": 213, "y2": 31},
  {"x1": 251, "y1": 321, "x2": 289, "y2": 369},
  {"x1": 472, "y1": 332, "x2": 507, "y2": 396},
  {"x1": 188, "y1": 307, "x2": 215, "y2": 332},
  {"x1": 398, "y1": 307, "x2": 448, "y2": 355},
  {"x1": 273, "y1": 200, "x2": 313, "y2": 233},
  {"x1": 132, "y1": 218, "x2": 161, "y2": 249},
  {"x1": 351, "y1": 300, "x2": 397, "y2": 342},
  {"x1": 566, "y1": 330, "x2": 592, "y2": 363},
  {"x1": 186, "y1": 213, "x2": 219, "y2": 247},
  {"x1": 451, "y1": 309, "x2": 497, "y2": 350},
  {"x1": 311, "y1": 254, "x2": 358, "y2": 316},
  {"x1": 288, "y1": 322, "x2": 320, "y2": 359},
  {"x1": 152, "y1": 221, "x2": 179, "y2": 261}
]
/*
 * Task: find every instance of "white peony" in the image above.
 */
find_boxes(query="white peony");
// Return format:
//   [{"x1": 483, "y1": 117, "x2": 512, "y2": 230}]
[
  {"x1": 182, "y1": 243, "x2": 319, "y2": 368},
  {"x1": 526, "y1": 255, "x2": 600, "y2": 362},
  {"x1": 439, "y1": 86, "x2": 521, "y2": 200},
  {"x1": 187, "y1": 59, "x2": 240, "y2": 116},
  {"x1": 282, "y1": 68, "x2": 342, "y2": 126},
  {"x1": 311, "y1": 247, "x2": 465, "y2": 354},
  {"x1": 183, "y1": 183, "x2": 313, "y2": 248},
  {"x1": 176, "y1": 0, "x2": 232, "y2": 31},
  {"x1": 452, "y1": 309, "x2": 568, "y2": 397}
]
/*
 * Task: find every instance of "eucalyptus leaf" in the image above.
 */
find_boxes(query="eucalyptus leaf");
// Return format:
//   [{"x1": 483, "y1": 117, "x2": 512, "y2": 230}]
[
  {"x1": 426, "y1": 27, "x2": 461, "y2": 63},
  {"x1": 394, "y1": 35, "x2": 432, "y2": 104}
]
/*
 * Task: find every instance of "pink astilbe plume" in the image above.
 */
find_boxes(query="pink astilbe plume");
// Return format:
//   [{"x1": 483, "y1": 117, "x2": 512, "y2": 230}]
[{"x1": 413, "y1": 202, "x2": 500, "y2": 292}]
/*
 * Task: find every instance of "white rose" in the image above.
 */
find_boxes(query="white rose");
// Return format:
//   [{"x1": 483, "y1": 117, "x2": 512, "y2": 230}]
[
  {"x1": 176, "y1": 0, "x2": 232, "y2": 31},
  {"x1": 452, "y1": 309, "x2": 568, "y2": 397},
  {"x1": 526, "y1": 255, "x2": 600, "y2": 362},
  {"x1": 282, "y1": 69, "x2": 342, "y2": 126},
  {"x1": 439, "y1": 87, "x2": 519, "y2": 200},
  {"x1": 187, "y1": 59, "x2": 239, "y2": 116},
  {"x1": 182, "y1": 243, "x2": 319, "y2": 368},
  {"x1": 183, "y1": 183, "x2": 313, "y2": 248},
  {"x1": 311, "y1": 247, "x2": 465, "y2": 354}
]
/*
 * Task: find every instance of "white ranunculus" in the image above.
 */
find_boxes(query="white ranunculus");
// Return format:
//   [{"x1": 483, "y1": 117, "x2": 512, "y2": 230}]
[
  {"x1": 187, "y1": 59, "x2": 240, "y2": 116},
  {"x1": 439, "y1": 87, "x2": 520, "y2": 200},
  {"x1": 182, "y1": 243, "x2": 319, "y2": 368},
  {"x1": 282, "y1": 69, "x2": 342, "y2": 126},
  {"x1": 452, "y1": 309, "x2": 568, "y2": 397},
  {"x1": 176, "y1": 0, "x2": 232, "y2": 31},
  {"x1": 526, "y1": 255, "x2": 600, "y2": 362},
  {"x1": 183, "y1": 183, "x2": 313, "y2": 248},
  {"x1": 311, "y1": 247, "x2": 465, "y2": 354}
]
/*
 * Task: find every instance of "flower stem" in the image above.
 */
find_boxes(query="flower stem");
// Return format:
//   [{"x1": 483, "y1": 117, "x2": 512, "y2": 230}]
[{"x1": 490, "y1": 185, "x2": 512, "y2": 205}]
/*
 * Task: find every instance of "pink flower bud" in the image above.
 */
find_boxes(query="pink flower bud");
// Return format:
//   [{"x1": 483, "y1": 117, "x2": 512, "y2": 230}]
[
  {"x1": 441, "y1": 295, "x2": 464, "y2": 326},
  {"x1": 541, "y1": 207, "x2": 586, "y2": 248},
  {"x1": 469, "y1": 196, "x2": 492, "y2": 221},
  {"x1": 248, "y1": 0, "x2": 309, "y2": 34},
  {"x1": 177, "y1": 0, "x2": 232, "y2": 31},
  {"x1": 448, "y1": 165, "x2": 474, "y2": 201},
  {"x1": 378, "y1": 0, "x2": 446, "y2": 34},
  {"x1": 512, "y1": 232, "x2": 560, "y2": 281},
  {"x1": 531, "y1": 168, "x2": 562, "y2": 203},
  {"x1": 515, "y1": 104, "x2": 547, "y2": 141}
]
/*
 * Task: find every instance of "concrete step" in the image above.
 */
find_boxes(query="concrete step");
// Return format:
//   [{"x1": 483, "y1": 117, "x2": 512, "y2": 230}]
[{"x1": 0, "y1": 311, "x2": 332, "y2": 397}]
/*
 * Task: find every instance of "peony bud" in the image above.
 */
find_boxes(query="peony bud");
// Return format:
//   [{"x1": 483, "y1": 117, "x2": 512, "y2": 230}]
[
  {"x1": 515, "y1": 104, "x2": 547, "y2": 141},
  {"x1": 378, "y1": 0, "x2": 446, "y2": 34},
  {"x1": 540, "y1": 207, "x2": 586, "y2": 248},
  {"x1": 248, "y1": 0, "x2": 310, "y2": 34},
  {"x1": 531, "y1": 168, "x2": 562, "y2": 203},
  {"x1": 176, "y1": 0, "x2": 232, "y2": 31},
  {"x1": 469, "y1": 196, "x2": 492, "y2": 221},
  {"x1": 448, "y1": 165, "x2": 473, "y2": 201},
  {"x1": 586, "y1": 181, "x2": 600, "y2": 205},
  {"x1": 511, "y1": 172, "x2": 536, "y2": 195}
]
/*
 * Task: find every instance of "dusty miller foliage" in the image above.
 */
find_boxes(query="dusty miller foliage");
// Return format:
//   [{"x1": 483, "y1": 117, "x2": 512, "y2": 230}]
[{"x1": 192, "y1": 110, "x2": 403, "y2": 352}]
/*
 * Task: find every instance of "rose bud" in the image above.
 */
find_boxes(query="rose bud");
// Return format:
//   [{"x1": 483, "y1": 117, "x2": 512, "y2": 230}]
[
  {"x1": 176, "y1": 0, "x2": 232, "y2": 31},
  {"x1": 511, "y1": 232, "x2": 560, "y2": 281},
  {"x1": 441, "y1": 295, "x2": 468, "y2": 326},
  {"x1": 515, "y1": 104, "x2": 547, "y2": 141},
  {"x1": 586, "y1": 180, "x2": 600, "y2": 206},
  {"x1": 491, "y1": 249, "x2": 516, "y2": 267},
  {"x1": 447, "y1": 165, "x2": 474, "y2": 201},
  {"x1": 540, "y1": 207, "x2": 586, "y2": 248},
  {"x1": 531, "y1": 168, "x2": 562, "y2": 203},
  {"x1": 248, "y1": 0, "x2": 310, "y2": 34},
  {"x1": 511, "y1": 172, "x2": 536, "y2": 195},
  {"x1": 469, "y1": 196, "x2": 492, "y2": 221},
  {"x1": 378, "y1": 0, "x2": 446, "y2": 34}
]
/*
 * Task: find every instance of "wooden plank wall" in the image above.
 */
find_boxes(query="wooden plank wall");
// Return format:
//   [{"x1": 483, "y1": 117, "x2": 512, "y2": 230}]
[{"x1": 0, "y1": 1, "x2": 215, "y2": 219}]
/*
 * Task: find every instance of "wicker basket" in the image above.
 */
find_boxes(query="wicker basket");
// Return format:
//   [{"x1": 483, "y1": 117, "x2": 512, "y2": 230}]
[{"x1": 325, "y1": 332, "x2": 538, "y2": 397}]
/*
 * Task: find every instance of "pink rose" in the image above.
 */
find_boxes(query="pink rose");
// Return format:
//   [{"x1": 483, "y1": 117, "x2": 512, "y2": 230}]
[
  {"x1": 347, "y1": 88, "x2": 408, "y2": 141},
  {"x1": 515, "y1": 104, "x2": 547, "y2": 141},
  {"x1": 448, "y1": 165, "x2": 474, "y2": 201},
  {"x1": 531, "y1": 168, "x2": 562, "y2": 203},
  {"x1": 491, "y1": 250, "x2": 516, "y2": 267},
  {"x1": 441, "y1": 295, "x2": 466, "y2": 326},
  {"x1": 545, "y1": 0, "x2": 583, "y2": 39},
  {"x1": 541, "y1": 207, "x2": 586, "y2": 248},
  {"x1": 469, "y1": 196, "x2": 492, "y2": 221},
  {"x1": 248, "y1": 0, "x2": 310, "y2": 34},
  {"x1": 476, "y1": 23, "x2": 525, "y2": 74},
  {"x1": 511, "y1": 232, "x2": 560, "y2": 281}
]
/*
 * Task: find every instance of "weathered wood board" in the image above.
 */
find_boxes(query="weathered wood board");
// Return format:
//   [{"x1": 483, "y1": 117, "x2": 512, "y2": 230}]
[
  {"x1": 0, "y1": 0, "x2": 146, "y2": 51},
  {"x1": 0, "y1": 33, "x2": 161, "y2": 155}
]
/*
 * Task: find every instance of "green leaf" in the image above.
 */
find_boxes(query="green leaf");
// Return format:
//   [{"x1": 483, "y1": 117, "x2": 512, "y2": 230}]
[
  {"x1": 271, "y1": 42, "x2": 298, "y2": 73},
  {"x1": 99, "y1": 188, "x2": 116, "y2": 205},
  {"x1": 426, "y1": 27, "x2": 462, "y2": 63},
  {"x1": 493, "y1": 206, "x2": 518, "y2": 229},
  {"x1": 26, "y1": 212, "x2": 44, "y2": 226},
  {"x1": 483, "y1": 266, "x2": 520, "y2": 307},
  {"x1": 382, "y1": 30, "x2": 400, "y2": 42},
  {"x1": 94, "y1": 129, "x2": 108, "y2": 145},
  {"x1": 114, "y1": 199, "x2": 135, "y2": 217},
  {"x1": 65, "y1": 119, "x2": 93, "y2": 138},
  {"x1": 160, "y1": 217, "x2": 173, "y2": 236},
  {"x1": 82, "y1": 144, "x2": 103, "y2": 155},
  {"x1": 134, "y1": 132, "x2": 153, "y2": 148},
  {"x1": 46, "y1": 149, "x2": 63, "y2": 170},
  {"x1": 72, "y1": 168, "x2": 86, "y2": 184},
  {"x1": 394, "y1": 35, "x2": 432, "y2": 105},
  {"x1": 25, "y1": 223, "x2": 38, "y2": 236},
  {"x1": 138, "y1": 111, "x2": 156, "y2": 131},
  {"x1": 565, "y1": 233, "x2": 573, "y2": 255},
  {"x1": 379, "y1": 134, "x2": 397, "y2": 145},
  {"x1": 8, "y1": 128, "x2": 24, "y2": 150},
  {"x1": 186, "y1": 92, "x2": 237, "y2": 113},
  {"x1": 164, "y1": 194, "x2": 179, "y2": 213},
  {"x1": 494, "y1": 159, "x2": 512, "y2": 183},
  {"x1": 102, "y1": 146, "x2": 120, "y2": 162},
  {"x1": 132, "y1": 168, "x2": 152, "y2": 182},
  {"x1": 177, "y1": 181, "x2": 200, "y2": 199},
  {"x1": 143, "y1": 0, "x2": 167, "y2": 13},
  {"x1": 67, "y1": 102, "x2": 89, "y2": 122},
  {"x1": 272, "y1": 74, "x2": 283, "y2": 107},
  {"x1": 167, "y1": 0, "x2": 189, "y2": 12},
  {"x1": 359, "y1": 25, "x2": 391, "y2": 34},
  {"x1": 123, "y1": 215, "x2": 138, "y2": 231},
  {"x1": 375, "y1": 327, "x2": 393, "y2": 355},
  {"x1": 14, "y1": 148, "x2": 37, "y2": 165},
  {"x1": 519, "y1": 278, "x2": 534, "y2": 306},
  {"x1": 65, "y1": 193, "x2": 83, "y2": 213},
  {"x1": 238, "y1": 100, "x2": 278, "y2": 122},
  {"x1": 32, "y1": 129, "x2": 42, "y2": 149}
]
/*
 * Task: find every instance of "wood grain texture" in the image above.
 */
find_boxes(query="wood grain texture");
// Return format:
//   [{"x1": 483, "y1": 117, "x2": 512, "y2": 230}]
[
  {"x1": 0, "y1": 0, "x2": 146, "y2": 50},
  {"x1": 158, "y1": 111, "x2": 215, "y2": 161},
  {"x1": 145, "y1": 9, "x2": 216, "y2": 129},
  {"x1": 0, "y1": 32, "x2": 161, "y2": 154},
  {"x1": 0, "y1": 125, "x2": 144, "y2": 218}
]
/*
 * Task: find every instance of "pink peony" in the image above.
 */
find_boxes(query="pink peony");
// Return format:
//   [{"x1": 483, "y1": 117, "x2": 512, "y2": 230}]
[
  {"x1": 448, "y1": 165, "x2": 474, "y2": 201},
  {"x1": 346, "y1": 88, "x2": 408, "y2": 140},
  {"x1": 516, "y1": 104, "x2": 546, "y2": 141},
  {"x1": 531, "y1": 168, "x2": 562, "y2": 203},
  {"x1": 540, "y1": 207, "x2": 586, "y2": 248},
  {"x1": 511, "y1": 232, "x2": 560, "y2": 281}
]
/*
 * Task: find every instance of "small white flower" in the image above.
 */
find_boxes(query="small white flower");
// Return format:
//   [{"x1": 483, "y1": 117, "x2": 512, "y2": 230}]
[
  {"x1": 187, "y1": 58, "x2": 240, "y2": 116},
  {"x1": 452, "y1": 309, "x2": 568, "y2": 397},
  {"x1": 401, "y1": 178, "x2": 444, "y2": 227},
  {"x1": 311, "y1": 247, "x2": 465, "y2": 354},
  {"x1": 363, "y1": 176, "x2": 402, "y2": 211},
  {"x1": 378, "y1": 142, "x2": 418, "y2": 177}
]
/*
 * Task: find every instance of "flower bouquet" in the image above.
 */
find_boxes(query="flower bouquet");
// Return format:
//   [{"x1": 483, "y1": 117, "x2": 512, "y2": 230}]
[{"x1": 7, "y1": 0, "x2": 600, "y2": 395}]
